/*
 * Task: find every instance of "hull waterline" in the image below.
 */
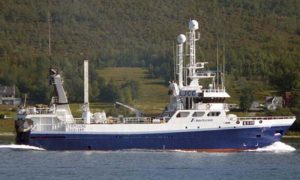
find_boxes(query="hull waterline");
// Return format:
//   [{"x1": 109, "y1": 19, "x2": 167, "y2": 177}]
[{"x1": 28, "y1": 126, "x2": 289, "y2": 151}]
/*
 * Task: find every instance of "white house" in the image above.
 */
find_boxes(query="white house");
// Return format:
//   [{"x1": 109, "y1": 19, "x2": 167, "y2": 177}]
[{"x1": 0, "y1": 85, "x2": 21, "y2": 106}]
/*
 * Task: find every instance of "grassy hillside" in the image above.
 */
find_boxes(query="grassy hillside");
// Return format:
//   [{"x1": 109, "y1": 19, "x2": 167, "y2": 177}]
[
  {"x1": 225, "y1": 75, "x2": 277, "y2": 104},
  {"x1": 98, "y1": 67, "x2": 168, "y2": 115},
  {"x1": 1, "y1": 0, "x2": 299, "y2": 103}
]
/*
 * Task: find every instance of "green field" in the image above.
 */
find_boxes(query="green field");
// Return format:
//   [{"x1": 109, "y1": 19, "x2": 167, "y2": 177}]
[
  {"x1": 97, "y1": 67, "x2": 168, "y2": 115},
  {"x1": 0, "y1": 105, "x2": 16, "y2": 134},
  {"x1": 225, "y1": 75, "x2": 277, "y2": 104}
]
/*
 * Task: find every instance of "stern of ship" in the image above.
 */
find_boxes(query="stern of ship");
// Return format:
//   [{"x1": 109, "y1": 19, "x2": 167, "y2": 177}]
[{"x1": 15, "y1": 118, "x2": 33, "y2": 145}]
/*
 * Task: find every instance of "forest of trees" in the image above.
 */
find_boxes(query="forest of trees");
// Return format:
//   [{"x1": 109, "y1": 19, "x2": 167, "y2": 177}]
[{"x1": 0, "y1": 0, "x2": 299, "y2": 128}]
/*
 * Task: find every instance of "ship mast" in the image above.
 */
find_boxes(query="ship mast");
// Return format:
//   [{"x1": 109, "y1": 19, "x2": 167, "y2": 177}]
[
  {"x1": 187, "y1": 20, "x2": 200, "y2": 87},
  {"x1": 176, "y1": 34, "x2": 186, "y2": 88},
  {"x1": 82, "y1": 60, "x2": 91, "y2": 124},
  {"x1": 175, "y1": 20, "x2": 230, "y2": 110}
]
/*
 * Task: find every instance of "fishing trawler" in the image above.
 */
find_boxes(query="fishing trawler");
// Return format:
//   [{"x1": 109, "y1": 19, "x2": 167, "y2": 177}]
[{"x1": 15, "y1": 20, "x2": 296, "y2": 151}]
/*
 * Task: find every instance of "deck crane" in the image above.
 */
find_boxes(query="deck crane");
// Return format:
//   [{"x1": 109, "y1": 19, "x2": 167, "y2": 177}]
[{"x1": 115, "y1": 101, "x2": 143, "y2": 117}]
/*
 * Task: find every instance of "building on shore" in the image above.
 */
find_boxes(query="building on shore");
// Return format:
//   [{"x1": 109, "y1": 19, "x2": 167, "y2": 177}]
[
  {"x1": 0, "y1": 85, "x2": 21, "y2": 106},
  {"x1": 266, "y1": 96, "x2": 283, "y2": 111}
]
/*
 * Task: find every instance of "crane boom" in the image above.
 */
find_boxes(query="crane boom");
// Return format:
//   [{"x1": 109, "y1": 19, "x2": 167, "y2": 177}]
[{"x1": 115, "y1": 102, "x2": 142, "y2": 117}]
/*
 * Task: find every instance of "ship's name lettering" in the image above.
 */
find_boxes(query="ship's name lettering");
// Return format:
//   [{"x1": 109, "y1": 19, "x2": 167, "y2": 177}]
[{"x1": 69, "y1": 124, "x2": 86, "y2": 132}]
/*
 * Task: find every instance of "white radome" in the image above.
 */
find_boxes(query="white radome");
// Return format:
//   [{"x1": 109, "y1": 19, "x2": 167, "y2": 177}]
[
  {"x1": 189, "y1": 20, "x2": 199, "y2": 30},
  {"x1": 177, "y1": 34, "x2": 186, "y2": 44}
]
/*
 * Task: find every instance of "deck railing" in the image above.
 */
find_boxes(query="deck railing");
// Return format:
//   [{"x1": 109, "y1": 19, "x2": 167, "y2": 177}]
[
  {"x1": 22, "y1": 107, "x2": 55, "y2": 115},
  {"x1": 34, "y1": 123, "x2": 65, "y2": 131},
  {"x1": 202, "y1": 89, "x2": 226, "y2": 93},
  {"x1": 237, "y1": 116, "x2": 295, "y2": 121}
]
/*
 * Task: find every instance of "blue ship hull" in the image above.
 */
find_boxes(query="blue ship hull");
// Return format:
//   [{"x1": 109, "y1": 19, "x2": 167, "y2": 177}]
[{"x1": 29, "y1": 126, "x2": 289, "y2": 151}]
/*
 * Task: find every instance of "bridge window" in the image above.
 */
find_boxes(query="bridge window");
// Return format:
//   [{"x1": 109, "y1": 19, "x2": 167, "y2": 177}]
[
  {"x1": 176, "y1": 112, "x2": 190, "y2": 118},
  {"x1": 192, "y1": 112, "x2": 205, "y2": 117},
  {"x1": 207, "y1": 112, "x2": 221, "y2": 117}
]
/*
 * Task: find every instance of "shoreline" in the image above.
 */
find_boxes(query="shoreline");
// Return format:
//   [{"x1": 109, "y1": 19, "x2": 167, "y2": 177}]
[{"x1": 0, "y1": 133, "x2": 14, "y2": 136}]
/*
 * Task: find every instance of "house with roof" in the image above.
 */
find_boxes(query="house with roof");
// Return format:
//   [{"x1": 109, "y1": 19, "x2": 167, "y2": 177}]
[
  {"x1": 0, "y1": 85, "x2": 21, "y2": 106},
  {"x1": 265, "y1": 96, "x2": 283, "y2": 111}
]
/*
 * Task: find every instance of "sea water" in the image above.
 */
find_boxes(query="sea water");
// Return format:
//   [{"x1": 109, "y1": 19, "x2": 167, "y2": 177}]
[{"x1": 0, "y1": 138, "x2": 299, "y2": 180}]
